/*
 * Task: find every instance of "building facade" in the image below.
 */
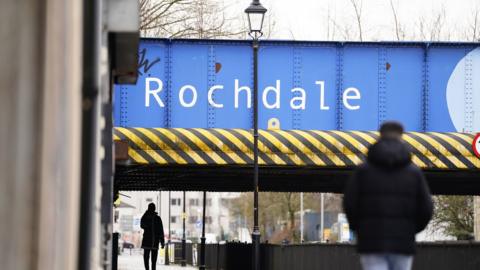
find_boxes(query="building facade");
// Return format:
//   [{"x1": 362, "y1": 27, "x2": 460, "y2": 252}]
[{"x1": 116, "y1": 191, "x2": 241, "y2": 246}]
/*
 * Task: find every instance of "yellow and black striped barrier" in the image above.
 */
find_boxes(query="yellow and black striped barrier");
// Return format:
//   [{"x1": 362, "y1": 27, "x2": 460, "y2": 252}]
[{"x1": 113, "y1": 127, "x2": 480, "y2": 170}]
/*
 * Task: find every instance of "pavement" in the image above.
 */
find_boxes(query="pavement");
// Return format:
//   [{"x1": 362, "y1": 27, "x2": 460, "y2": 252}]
[{"x1": 119, "y1": 250, "x2": 196, "y2": 270}]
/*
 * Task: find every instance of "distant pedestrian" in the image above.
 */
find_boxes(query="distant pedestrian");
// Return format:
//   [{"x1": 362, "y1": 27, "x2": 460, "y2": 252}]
[
  {"x1": 141, "y1": 203, "x2": 165, "y2": 270},
  {"x1": 343, "y1": 121, "x2": 433, "y2": 270}
]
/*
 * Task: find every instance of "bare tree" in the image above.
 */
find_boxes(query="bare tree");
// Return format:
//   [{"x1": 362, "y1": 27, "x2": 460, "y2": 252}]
[
  {"x1": 262, "y1": 11, "x2": 277, "y2": 39},
  {"x1": 415, "y1": 6, "x2": 449, "y2": 41},
  {"x1": 322, "y1": 0, "x2": 480, "y2": 42},
  {"x1": 322, "y1": 5, "x2": 334, "y2": 41},
  {"x1": 326, "y1": 10, "x2": 355, "y2": 41},
  {"x1": 140, "y1": 0, "x2": 192, "y2": 37},
  {"x1": 140, "y1": 0, "x2": 261, "y2": 39},
  {"x1": 432, "y1": 196, "x2": 474, "y2": 240},
  {"x1": 430, "y1": 7, "x2": 448, "y2": 41},
  {"x1": 415, "y1": 16, "x2": 427, "y2": 41},
  {"x1": 467, "y1": 7, "x2": 480, "y2": 41},
  {"x1": 229, "y1": 192, "x2": 342, "y2": 243},
  {"x1": 389, "y1": 0, "x2": 405, "y2": 41},
  {"x1": 349, "y1": 0, "x2": 364, "y2": 41},
  {"x1": 179, "y1": 0, "x2": 245, "y2": 39}
]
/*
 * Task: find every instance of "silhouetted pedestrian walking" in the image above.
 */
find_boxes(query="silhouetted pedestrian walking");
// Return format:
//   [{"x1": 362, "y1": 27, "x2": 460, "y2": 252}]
[
  {"x1": 344, "y1": 121, "x2": 433, "y2": 270},
  {"x1": 141, "y1": 203, "x2": 165, "y2": 270}
]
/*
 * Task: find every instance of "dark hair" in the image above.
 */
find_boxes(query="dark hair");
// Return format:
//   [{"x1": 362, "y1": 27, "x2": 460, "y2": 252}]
[
  {"x1": 148, "y1": 203, "x2": 156, "y2": 212},
  {"x1": 379, "y1": 121, "x2": 404, "y2": 137}
]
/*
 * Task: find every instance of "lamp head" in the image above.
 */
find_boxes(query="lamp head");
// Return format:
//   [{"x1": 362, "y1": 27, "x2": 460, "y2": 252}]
[{"x1": 245, "y1": 0, "x2": 267, "y2": 36}]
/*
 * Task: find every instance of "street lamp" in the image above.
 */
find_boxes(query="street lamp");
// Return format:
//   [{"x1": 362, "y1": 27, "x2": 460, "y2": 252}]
[
  {"x1": 245, "y1": 2, "x2": 266, "y2": 270},
  {"x1": 245, "y1": 0, "x2": 267, "y2": 39}
]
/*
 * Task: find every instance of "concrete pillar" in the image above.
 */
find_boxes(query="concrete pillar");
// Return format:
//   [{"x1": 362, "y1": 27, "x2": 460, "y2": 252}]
[
  {"x1": 0, "y1": 1, "x2": 83, "y2": 270},
  {"x1": 474, "y1": 197, "x2": 480, "y2": 240}
]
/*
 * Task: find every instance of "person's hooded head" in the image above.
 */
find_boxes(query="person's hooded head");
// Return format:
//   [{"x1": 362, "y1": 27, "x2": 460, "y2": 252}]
[
  {"x1": 147, "y1": 203, "x2": 156, "y2": 213},
  {"x1": 379, "y1": 121, "x2": 404, "y2": 140},
  {"x1": 367, "y1": 121, "x2": 411, "y2": 169}
]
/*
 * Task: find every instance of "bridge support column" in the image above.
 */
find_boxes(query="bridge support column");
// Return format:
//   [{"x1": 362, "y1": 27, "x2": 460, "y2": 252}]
[
  {"x1": 0, "y1": 1, "x2": 83, "y2": 269},
  {"x1": 182, "y1": 191, "x2": 187, "y2": 267},
  {"x1": 474, "y1": 197, "x2": 480, "y2": 240},
  {"x1": 165, "y1": 191, "x2": 171, "y2": 265},
  {"x1": 199, "y1": 191, "x2": 207, "y2": 270}
]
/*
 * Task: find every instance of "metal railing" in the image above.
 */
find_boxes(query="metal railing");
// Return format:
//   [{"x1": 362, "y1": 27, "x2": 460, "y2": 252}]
[{"x1": 201, "y1": 242, "x2": 480, "y2": 270}]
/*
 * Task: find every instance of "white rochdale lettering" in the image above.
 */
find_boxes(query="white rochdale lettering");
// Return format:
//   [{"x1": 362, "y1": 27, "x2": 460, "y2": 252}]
[
  {"x1": 263, "y1": 80, "x2": 281, "y2": 109},
  {"x1": 290, "y1": 88, "x2": 306, "y2": 110},
  {"x1": 179, "y1": 85, "x2": 198, "y2": 108},
  {"x1": 144, "y1": 79, "x2": 363, "y2": 111},
  {"x1": 315, "y1": 81, "x2": 329, "y2": 110},
  {"x1": 343, "y1": 87, "x2": 361, "y2": 110},
  {"x1": 208, "y1": 85, "x2": 224, "y2": 108},
  {"x1": 234, "y1": 79, "x2": 251, "y2": 109},
  {"x1": 145, "y1": 77, "x2": 164, "y2": 107}
]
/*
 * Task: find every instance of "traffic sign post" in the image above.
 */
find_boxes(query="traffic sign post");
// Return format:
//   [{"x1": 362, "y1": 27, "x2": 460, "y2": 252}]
[{"x1": 473, "y1": 134, "x2": 480, "y2": 158}]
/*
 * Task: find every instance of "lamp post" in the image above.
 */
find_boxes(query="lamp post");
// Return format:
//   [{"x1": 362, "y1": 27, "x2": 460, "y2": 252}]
[
  {"x1": 199, "y1": 191, "x2": 207, "y2": 270},
  {"x1": 181, "y1": 191, "x2": 186, "y2": 267},
  {"x1": 245, "y1": 2, "x2": 267, "y2": 270},
  {"x1": 320, "y1": 193, "x2": 324, "y2": 242},
  {"x1": 165, "y1": 191, "x2": 171, "y2": 265}
]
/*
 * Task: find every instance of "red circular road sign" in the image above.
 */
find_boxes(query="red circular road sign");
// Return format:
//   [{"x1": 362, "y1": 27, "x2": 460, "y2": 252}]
[{"x1": 473, "y1": 134, "x2": 480, "y2": 158}]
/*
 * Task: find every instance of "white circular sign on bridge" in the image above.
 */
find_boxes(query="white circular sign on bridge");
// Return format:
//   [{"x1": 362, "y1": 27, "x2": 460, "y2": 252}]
[
  {"x1": 473, "y1": 134, "x2": 480, "y2": 158},
  {"x1": 447, "y1": 47, "x2": 480, "y2": 133}
]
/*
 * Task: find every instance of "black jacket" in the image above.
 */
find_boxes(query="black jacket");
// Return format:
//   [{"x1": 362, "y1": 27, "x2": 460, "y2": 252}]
[
  {"x1": 141, "y1": 211, "x2": 165, "y2": 249},
  {"x1": 343, "y1": 138, "x2": 433, "y2": 254}
]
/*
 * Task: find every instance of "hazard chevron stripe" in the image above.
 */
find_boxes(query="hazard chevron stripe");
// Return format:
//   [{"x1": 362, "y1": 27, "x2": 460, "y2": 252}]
[{"x1": 114, "y1": 128, "x2": 480, "y2": 170}]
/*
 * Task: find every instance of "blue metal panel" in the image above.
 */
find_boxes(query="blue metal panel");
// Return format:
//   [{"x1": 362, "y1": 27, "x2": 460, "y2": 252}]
[
  {"x1": 384, "y1": 47, "x2": 424, "y2": 131},
  {"x1": 335, "y1": 44, "x2": 344, "y2": 130},
  {"x1": 170, "y1": 44, "x2": 208, "y2": 127},
  {"x1": 342, "y1": 46, "x2": 379, "y2": 131},
  {"x1": 259, "y1": 45, "x2": 294, "y2": 130},
  {"x1": 118, "y1": 41, "x2": 167, "y2": 127},
  {"x1": 299, "y1": 46, "x2": 337, "y2": 130},
  {"x1": 427, "y1": 46, "x2": 465, "y2": 132},
  {"x1": 114, "y1": 39, "x2": 480, "y2": 132},
  {"x1": 113, "y1": 84, "x2": 122, "y2": 125},
  {"x1": 292, "y1": 46, "x2": 302, "y2": 130},
  {"x1": 213, "y1": 45, "x2": 252, "y2": 129}
]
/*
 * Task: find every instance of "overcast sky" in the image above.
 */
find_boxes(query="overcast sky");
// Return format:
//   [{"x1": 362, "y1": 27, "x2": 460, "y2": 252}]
[{"x1": 224, "y1": 0, "x2": 480, "y2": 41}]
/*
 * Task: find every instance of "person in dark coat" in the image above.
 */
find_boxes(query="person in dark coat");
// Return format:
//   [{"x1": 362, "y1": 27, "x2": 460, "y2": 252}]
[
  {"x1": 343, "y1": 121, "x2": 433, "y2": 270},
  {"x1": 141, "y1": 203, "x2": 165, "y2": 270}
]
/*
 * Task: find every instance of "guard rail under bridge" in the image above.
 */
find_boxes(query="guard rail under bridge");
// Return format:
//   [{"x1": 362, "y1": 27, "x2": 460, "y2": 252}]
[
  {"x1": 114, "y1": 39, "x2": 480, "y2": 194},
  {"x1": 114, "y1": 128, "x2": 478, "y2": 194}
]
